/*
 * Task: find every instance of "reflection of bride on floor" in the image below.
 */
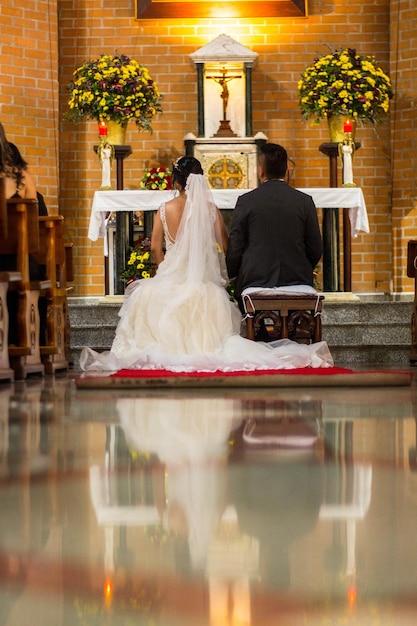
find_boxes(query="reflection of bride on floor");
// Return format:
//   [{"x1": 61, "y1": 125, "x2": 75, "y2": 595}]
[
  {"x1": 80, "y1": 157, "x2": 333, "y2": 372},
  {"x1": 118, "y1": 395, "x2": 242, "y2": 571}
]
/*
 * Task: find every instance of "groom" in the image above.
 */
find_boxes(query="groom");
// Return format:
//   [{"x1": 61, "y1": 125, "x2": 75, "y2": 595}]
[{"x1": 226, "y1": 142, "x2": 323, "y2": 311}]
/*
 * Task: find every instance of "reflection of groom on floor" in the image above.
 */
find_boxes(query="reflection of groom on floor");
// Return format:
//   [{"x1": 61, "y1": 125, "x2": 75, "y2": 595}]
[{"x1": 226, "y1": 142, "x2": 323, "y2": 339}]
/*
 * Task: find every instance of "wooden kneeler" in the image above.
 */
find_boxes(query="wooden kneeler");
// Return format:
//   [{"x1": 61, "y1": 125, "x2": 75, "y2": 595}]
[
  {"x1": 2, "y1": 198, "x2": 51, "y2": 379},
  {"x1": 34, "y1": 216, "x2": 69, "y2": 374},
  {"x1": 243, "y1": 292, "x2": 324, "y2": 344}
]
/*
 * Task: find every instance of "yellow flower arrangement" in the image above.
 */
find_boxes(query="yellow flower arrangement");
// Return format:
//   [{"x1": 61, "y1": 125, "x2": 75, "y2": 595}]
[
  {"x1": 297, "y1": 47, "x2": 393, "y2": 125},
  {"x1": 121, "y1": 238, "x2": 153, "y2": 284},
  {"x1": 66, "y1": 53, "x2": 162, "y2": 132}
]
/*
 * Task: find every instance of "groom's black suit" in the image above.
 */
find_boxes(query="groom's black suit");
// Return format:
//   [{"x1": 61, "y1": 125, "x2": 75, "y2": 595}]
[{"x1": 226, "y1": 180, "x2": 323, "y2": 300}]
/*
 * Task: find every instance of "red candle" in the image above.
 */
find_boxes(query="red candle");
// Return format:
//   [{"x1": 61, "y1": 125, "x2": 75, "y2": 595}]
[
  {"x1": 344, "y1": 119, "x2": 353, "y2": 134},
  {"x1": 98, "y1": 121, "x2": 108, "y2": 136}
]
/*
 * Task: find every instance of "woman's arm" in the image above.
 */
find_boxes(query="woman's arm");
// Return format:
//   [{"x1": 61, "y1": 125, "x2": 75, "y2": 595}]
[
  {"x1": 21, "y1": 171, "x2": 37, "y2": 199},
  {"x1": 150, "y1": 208, "x2": 165, "y2": 265}
]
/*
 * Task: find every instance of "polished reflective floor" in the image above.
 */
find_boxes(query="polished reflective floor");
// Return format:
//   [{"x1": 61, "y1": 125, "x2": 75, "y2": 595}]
[{"x1": 1, "y1": 368, "x2": 417, "y2": 625}]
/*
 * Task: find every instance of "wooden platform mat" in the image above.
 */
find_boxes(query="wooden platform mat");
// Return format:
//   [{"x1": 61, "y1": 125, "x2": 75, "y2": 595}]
[{"x1": 75, "y1": 367, "x2": 413, "y2": 389}]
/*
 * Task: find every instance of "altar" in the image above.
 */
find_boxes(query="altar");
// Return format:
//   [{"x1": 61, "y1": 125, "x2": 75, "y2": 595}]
[{"x1": 88, "y1": 188, "x2": 369, "y2": 295}]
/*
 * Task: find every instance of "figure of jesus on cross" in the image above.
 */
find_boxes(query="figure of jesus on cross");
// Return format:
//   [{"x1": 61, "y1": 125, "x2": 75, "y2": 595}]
[{"x1": 206, "y1": 68, "x2": 241, "y2": 121}]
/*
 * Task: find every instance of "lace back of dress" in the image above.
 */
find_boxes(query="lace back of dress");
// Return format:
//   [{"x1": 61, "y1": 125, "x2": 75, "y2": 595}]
[{"x1": 157, "y1": 174, "x2": 226, "y2": 286}]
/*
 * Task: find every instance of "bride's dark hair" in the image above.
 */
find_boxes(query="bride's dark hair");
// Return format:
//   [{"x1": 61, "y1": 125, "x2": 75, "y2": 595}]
[
  {"x1": 0, "y1": 122, "x2": 24, "y2": 190},
  {"x1": 172, "y1": 156, "x2": 203, "y2": 190}
]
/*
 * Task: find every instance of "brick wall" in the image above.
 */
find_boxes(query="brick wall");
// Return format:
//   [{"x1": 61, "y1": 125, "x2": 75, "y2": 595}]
[
  {"x1": 0, "y1": 0, "x2": 59, "y2": 213},
  {"x1": 3, "y1": 0, "x2": 412, "y2": 297}
]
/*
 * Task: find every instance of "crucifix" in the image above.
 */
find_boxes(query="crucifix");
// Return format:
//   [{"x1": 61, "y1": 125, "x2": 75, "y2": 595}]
[{"x1": 206, "y1": 68, "x2": 241, "y2": 137}]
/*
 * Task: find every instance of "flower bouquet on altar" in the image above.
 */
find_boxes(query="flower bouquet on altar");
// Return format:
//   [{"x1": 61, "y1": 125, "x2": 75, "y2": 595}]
[
  {"x1": 65, "y1": 53, "x2": 162, "y2": 133},
  {"x1": 140, "y1": 167, "x2": 172, "y2": 190},
  {"x1": 121, "y1": 237, "x2": 154, "y2": 285},
  {"x1": 297, "y1": 47, "x2": 393, "y2": 127}
]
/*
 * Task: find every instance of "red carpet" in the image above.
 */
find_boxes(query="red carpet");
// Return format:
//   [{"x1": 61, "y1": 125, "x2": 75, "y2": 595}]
[{"x1": 76, "y1": 366, "x2": 413, "y2": 389}]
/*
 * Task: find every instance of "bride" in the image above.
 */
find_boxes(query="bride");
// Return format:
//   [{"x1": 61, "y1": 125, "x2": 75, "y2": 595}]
[{"x1": 80, "y1": 157, "x2": 333, "y2": 372}]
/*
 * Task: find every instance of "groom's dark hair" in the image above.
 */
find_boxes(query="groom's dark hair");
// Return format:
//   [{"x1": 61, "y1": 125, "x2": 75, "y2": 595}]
[
  {"x1": 259, "y1": 143, "x2": 288, "y2": 179},
  {"x1": 172, "y1": 156, "x2": 203, "y2": 189}
]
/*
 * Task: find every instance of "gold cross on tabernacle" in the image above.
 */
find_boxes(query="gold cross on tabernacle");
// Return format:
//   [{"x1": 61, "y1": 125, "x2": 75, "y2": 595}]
[{"x1": 208, "y1": 157, "x2": 243, "y2": 189}]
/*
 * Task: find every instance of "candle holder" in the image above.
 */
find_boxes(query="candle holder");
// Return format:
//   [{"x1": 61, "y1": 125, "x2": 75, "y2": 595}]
[{"x1": 338, "y1": 123, "x2": 356, "y2": 187}]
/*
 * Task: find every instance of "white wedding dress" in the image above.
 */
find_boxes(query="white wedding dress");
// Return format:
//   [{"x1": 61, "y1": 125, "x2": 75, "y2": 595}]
[{"x1": 80, "y1": 174, "x2": 333, "y2": 372}]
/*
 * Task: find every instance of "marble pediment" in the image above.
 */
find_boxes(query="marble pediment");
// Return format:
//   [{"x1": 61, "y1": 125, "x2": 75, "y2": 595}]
[{"x1": 190, "y1": 34, "x2": 258, "y2": 67}]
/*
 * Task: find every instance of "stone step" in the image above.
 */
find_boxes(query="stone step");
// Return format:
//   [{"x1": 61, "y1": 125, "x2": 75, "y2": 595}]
[
  {"x1": 68, "y1": 296, "x2": 414, "y2": 367},
  {"x1": 321, "y1": 300, "x2": 412, "y2": 364}
]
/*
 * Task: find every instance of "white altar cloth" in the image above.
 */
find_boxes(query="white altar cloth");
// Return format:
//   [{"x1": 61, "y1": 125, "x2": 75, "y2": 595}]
[{"x1": 88, "y1": 187, "x2": 369, "y2": 242}]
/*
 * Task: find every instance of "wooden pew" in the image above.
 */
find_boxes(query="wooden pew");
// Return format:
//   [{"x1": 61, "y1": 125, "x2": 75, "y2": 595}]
[
  {"x1": 63, "y1": 242, "x2": 74, "y2": 364},
  {"x1": 1, "y1": 198, "x2": 50, "y2": 379},
  {"x1": 0, "y1": 177, "x2": 7, "y2": 239},
  {"x1": 0, "y1": 178, "x2": 19, "y2": 382},
  {"x1": 408, "y1": 240, "x2": 417, "y2": 363},
  {"x1": 0, "y1": 271, "x2": 21, "y2": 381},
  {"x1": 34, "y1": 216, "x2": 69, "y2": 374}
]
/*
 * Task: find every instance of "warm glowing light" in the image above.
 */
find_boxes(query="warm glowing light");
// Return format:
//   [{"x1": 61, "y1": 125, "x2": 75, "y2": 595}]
[
  {"x1": 210, "y1": 6, "x2": 240, "y2": 18},
  {"x1": 104, "y1": 579, "x2": 113, "y2": 602},
  {"x1": 98, "y1": 121, "x2": 108, "y2": 136},
  {"x1": 347, "y1": 585, "x2": 357, "y2": 607},
  {"x1": 343, "y1": 119, "x2": 353, "y2": 134}
]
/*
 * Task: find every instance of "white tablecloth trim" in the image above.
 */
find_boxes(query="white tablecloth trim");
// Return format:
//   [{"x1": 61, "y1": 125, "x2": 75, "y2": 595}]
[{"x1": 88, "y1": 187, "x2": 369, "y2": 242}]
